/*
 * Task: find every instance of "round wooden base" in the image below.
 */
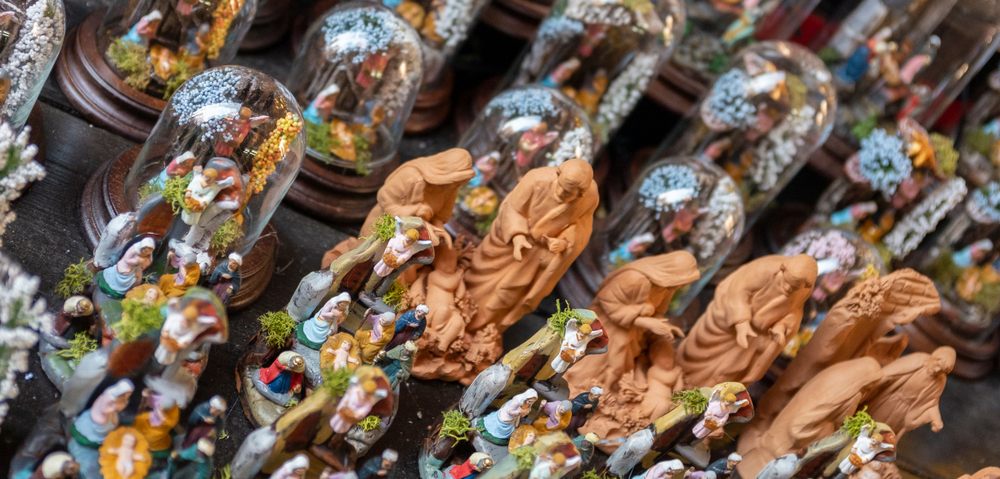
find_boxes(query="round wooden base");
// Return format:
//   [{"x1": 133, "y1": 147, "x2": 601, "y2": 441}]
[
  {"x1": 239, "y1": 0, "x2": 294, "y2": 52},
  {"x1": 55, "y1": 9, "x2": 165, "y2": 143},
  {"x1": 646, "y1": 61, "x2": 708, "y2": 115},
  {"x1": 480, "y1": 0, "x2": 553, "y2": 40},
  {"x1": 284, "y1": 153, "x2": 401, "y2": 222},
  {"x1": 405, "y1": 69, "x2": 454, "y2": 134},
  {"x1": 453, "y1": 76, "x2": 501, "y2": 135},
  {"x1": 79, "y1": 145, "x2": 277, "y2": 310}
]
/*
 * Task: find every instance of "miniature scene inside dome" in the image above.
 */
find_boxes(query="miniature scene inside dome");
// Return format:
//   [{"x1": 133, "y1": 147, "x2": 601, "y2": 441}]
[
  {"x1": 288, "y1": 1, "x2": 423, "y2": 176},
  {"x1": 448, "y1": 85, "x2": 596, "y2": 239},
  {"x1": 958, "y1": 69, "x2": 1000, "y2": 188},
  {"x1": 0, "y1": 0, "x2": 65, "y2": 129},
  {"x1": 506, "y1": 0, "x2": 684, "y2": 143},
  {"x1": 659, "y1": 41, "x2": 835, "y2": 224},
  {"x1": 96, "y1": 0, "x2": 257, "y2": 101}
]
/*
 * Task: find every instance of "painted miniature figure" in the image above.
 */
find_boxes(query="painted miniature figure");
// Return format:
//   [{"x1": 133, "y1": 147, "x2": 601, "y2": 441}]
[
  {"x1": 374, "y1": 229, "x2": 420, "y2": 277},
  {"x1": 385, "y1": 304, "x2": 428, "y2": 350},
  {"x1": 269, "y1": 454, "x2": 309, "y2": 479},
  {"x1": 322, "y1": 334, "x2": 362, "y2": 372},
  {"x1": 529, "y1": 452, "x2": 568, "y2": 479},
  {"x1": 516, "y1": 122, "x2": 560, "y2": 167},
  {"x1": 28, "y1": 452, "x2": 80, "y2": 479},
  {"x1": 181, "y1": 166, "x2": 236, "y2": 226},
  {"x1": 693, "y1": 392, "x2": 750, "y2": 440},
  {"x1": 98, "y1": 428, "x2": 151, "y2": 479},
  {"x1": 606, "y1": 233, "x2": 656, "y2": 268},
  {"x1": 356, "y1": 310, "x2": 397, "y2": 364},
  {"x1": 551, "y1": 319, "x2": 604, "y2": 373},
  {"x1": 133, "y1": 390, "x2": 180, "y2": 456},
  {"x1": 705, "y1": 453, "x2": 741, "y2": 479},
  {"x1": 258, "y1": 351, "x2": 305, "y2": 397},
  {"x1": 155, "y1": 296, "x2": 223, "y2": 365},
  {"x1": 165, "y1": 438, "x2": 215, "y2": 479},
  {"x1": 56, "y1": 296, "x2": 96, "y2": 340},
  {"x1": 376, "y1": 341, "x2": 417, "y2": 388},
  {"x1": 99, "y1": 238, "x2": 155, "y2": 298},
  {"x1": 863, "y1": 347, "x2": 955, "y2": 439},
  {"x1": 329, "y1": 372, "x2": 391, "y2": 434},
  {"x1": 181, "y1": 396, "x2": 226, "y2": 449},
  {"x1": 159, "y1": 253, "x2": 201, "y2": 298},
  {"x1": 639, "y1": 460, "x2": 685, "y2": 479},
  {"x1": 470, "y1": 153, "x2": 500, "y2": 187},
  {"x1": 565, "y1": 387, "x2": 601, "y2": 436},
  {"x1": 509, "y1": 425, "x2": 540, "y2": 452},
  {"x1": 68, "y1": 380, "x2": 134, "y2": 478},
  {"x1": 481, "y1": 389, "x2": 538, "y2": 443},
  {"x1": 447, "y1": 453, "x2": 494, "y2": 479},
  {"x1": 156, "y1": 151, "x2": 196, "y2": 187},
  {"x1": 122, "y1": 11, "x2": 162, "y2": 48},
  {"x1": 208, "y1": 253, "x2": 242, "y2": 304},
  {"x1": 303, "y1": 84, "x2": 341, "y2": 124},
  {"x1": 572, "y1": 433, "x2": 599, "y2": 466},
  {"x1": 533, "y1": 400, "x2": 573, "y2": 434},
  {"x1": 838, "y1": 425, "x2": 895, "y2": 476},
  {"x1": 358, "y1": 449, "x2": 398, "y2": 479},
  {"x1": 214, "y1": 107, "x2": 268, "y2": 157},
  {"x1": 299, "y1": 292, "x2": 352, "y2": 350},
  {"x1": 677, "y1": 254, "x2": 817, "y2": 387}
]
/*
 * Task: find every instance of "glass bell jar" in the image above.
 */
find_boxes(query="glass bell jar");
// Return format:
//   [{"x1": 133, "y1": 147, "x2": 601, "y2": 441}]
[
  {"x1": 121, "y1": 66, "x2": 305, "y2": 267},
  {"x1": 584, "y1": 154, "x2": 745, "y2": 315},
  {"x1": 287, "y1": 1, "x2": 423, "y2": 177},
  {"x1": 957, "y1": 69, "x2": 1000, "y2": 188},
  {"x1": 447, "y1": 85, "x2": 596, "y2": 239},
  {"x1": 503, "y1": 0, "x2": 685, "y2": 144},
  {"x1": 96, "y1": 0, "x2": 257, "y2": 101},
  {"x1": 673, "y1": 0, "x2": 819, "y2": 83},
  {"x1": 657, "y1": 41, "x2": 836, "y2": 226},
  {"x1": 0, "y1": 0, "x2": 65, "y2": 129},
  {"x1": 777, "y1": 227, "x2": 886, "y2": 359}
]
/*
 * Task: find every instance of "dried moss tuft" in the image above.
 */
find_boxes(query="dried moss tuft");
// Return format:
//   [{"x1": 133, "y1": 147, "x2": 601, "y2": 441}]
[
  {"x1": 547, "y1": 299, "x2": 582, "y2": 337},
  {"x1": 162, "y1": 174, "x2": 192, "y2": 215},
  {"x1": 258, "y1": 311, "x2": 295, "y2": 349},
  {"x1": 930, "y1": 133, "x2": 958, "y2": 176},
  {"x1": 382, "y1": 280, "x2": 410, "y2": 312},
  {"x1": 671, "y1": 388, "x2": 709, "y2": 415},
  {"x1": 57, "y1": 333, "x2": 97, "y2": 363},
  {"x1": 439, "y1": 409, "x2": 475, "y2": 444},
  {"x1": 841, "y1": 406, "x2": 876, "y2": 437},
  {"x1": 210, "y1": 218, "x2": 244, "y2": 257},
  {"x1": 320, "y1": 366, "x2": 354, "y2": 398},
  {"x1": 107, "y1": 38, "x2": 152, "y2": 91},
  {"x1": 359, "y1": 415, "x2": 382, "y2": 431},
  {"x1": 55, "y1": 258, "x2": 93, "y2": 299},
  {"x1": 115, "y1": 298, "x2": 165, "y2": 343},
  {"x1": 512, "y1": 445, "x2": 537, "y2": 470}
]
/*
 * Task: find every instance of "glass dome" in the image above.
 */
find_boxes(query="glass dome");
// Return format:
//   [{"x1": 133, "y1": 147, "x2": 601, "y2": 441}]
[
  {"x1": 597, "y1": 155, "x2": 744, "y2": 315},
  {"x1": 504, "y1": 0, "x2": 685, "y2": 144},
  {"x1": 777, "y1": 227, "x2": 886, "y2": 358},
  {"x1": 657, "y1": 41, "x2": 836, "y2": 226},
  {"x1": 96, "y1": 0, "x2": 257, "y2": 101},
  {"x1": 957, "y1": 69, "x2": 1000, "y2": 188},
  {"x1": 674, "y1": 0, "x2": 818, "y2": 82},
  {"x1": 0, "y1": 0, "x2": 64, "y2": 129},
  {"x1": 122, "y1": 66, "x2": 305, "y2": 262},
  {"x1": 287, "y1": 1, "x2": 422, "y2": 176},
  {"x1": 448, "y1": 85, "x2": 596, "y2": 238}
]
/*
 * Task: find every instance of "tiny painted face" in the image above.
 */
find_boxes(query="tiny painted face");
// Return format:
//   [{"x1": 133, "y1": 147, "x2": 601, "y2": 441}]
[
  {"x1": 525, "y1": 432, "x2": 536, "y2": 444},
  {"x1": 589, "y1": 393, "x2": 599, "y2": 401},
  {"x1": 340, "y1": 342, "x2": 351, "y2": 351},
  {"x1": 210, "y1": 407, "x2": 222, "y2": 416},
  {"x1": 727, "y1": 459, "x2": 740, "y2": 469},
  {"x1": 145, "y1": 289, "x2": 158, "y2": 301},
  {"x1": 228, "y1": 259, "x2": 239, "y2": 270},
  {"x1": 380, "y1": 316, "x2": 393, "y2": 326},
  {"x1": 382, "y1": 459, "x2": 394, "y2": 469},
  {"x1": 523, "y1": 397, "x2": 537, "y2": 408},
  {"x1": 121, "y1": 433, "x2": 137, "y2": 449},
  {"x1": 114, "y1": 395, "x2": 129, "y2": 411},
  {"x1": 415, "y1": 310, "x2": 426, "y2": 320},
  {"x1": 63, "y1": 462, "x2": 80, "y2": 476},
  {"x1": 140, "y1": 247, "x2": 153, "y2": 256}
]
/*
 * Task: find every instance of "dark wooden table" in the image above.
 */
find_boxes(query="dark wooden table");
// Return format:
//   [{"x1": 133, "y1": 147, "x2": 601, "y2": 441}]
[{"x1": 1, "y1": 1, "x2": 998, "y2": 478}]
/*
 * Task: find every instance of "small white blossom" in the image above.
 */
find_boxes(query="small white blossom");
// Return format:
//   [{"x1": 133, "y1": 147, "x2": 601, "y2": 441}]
[
  {"x1": 639, "y1": 164, "x2": 701, "y2": 216},
  {"x1": 546, "y1": 125, "x2": 594, "y2": 166},
  {"x1": 748, "y1": 105, "x2": 815, "y2": 192},
  {"x1": 595, "y1": 51, "x2": 659, "y2": 141},
  {"x1": 0, "y1": 121, "x2": 44, "y2": 247},
  {"x1": 968, "y1": 182, "x2": 1000, "y2": 224},
  {"x1": 884, "y1": 178, "x2": 968, "y2": 258},
  {"x1": 690, "y1": 175, "x2": 743, "y2": 260}
]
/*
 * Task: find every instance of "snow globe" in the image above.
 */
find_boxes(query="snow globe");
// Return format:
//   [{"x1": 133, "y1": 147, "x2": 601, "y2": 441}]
[
  {"x1": 560, "y1": 155, "x2": 744, "y2": 313},
  {"x1": 503, "y1": 0, "x2": 685, "y2": 144},
  {"x1": 0, "y1": 0, "x2": 64, "y2": 131},
  {"x1": 55, "y1": 0, "x2": 257, "y2": 141},
  {"x1": 446, "y1": 85, "x2": 596, "y2": 240},
  {"x1": 657, "y1": 41, "x2": 835, "y2": 226},
  {"x1": 283, "y1": 1, "x2": 423, "y2": 222},
  {"x1": 80, "y1": 66, "x2": 305, "y2": 309}
]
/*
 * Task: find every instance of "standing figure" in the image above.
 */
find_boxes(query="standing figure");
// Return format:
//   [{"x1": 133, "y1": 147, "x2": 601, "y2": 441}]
[
  {"x1": 448, "y1": 453, "x2": 494, "y2": 479},
  {"x1": 98, "y1": 429, "x2": 151, "y2": 479},
  {"x1": 122, "y1": 11, "x2": 161, "y2": 47},
  {"x1": 533, "y1": 400, "x2": 573, "y2": 434},
  {"x1": 541, "y1": 58, "x2": 581, "y2": 87},
  {"x1": 181, "y1": 166, "x2": 236, "y2": 225},
  {"x1": 565, "y1": 387, "x2": 602, "y2": 436},
  {"x1": 56, "y1": 296, "x2": 96, "y2": 340},
  {"x1": 259, "y1": 351, "x2": 306, "y2": 396},
  {"x1": 181, "y1": 396, "x2": 227, "y2": 449},
  {"x1": 374, "y1": 229, "x2": 420, "y2": 277},
  {"x1": 300, "y1": 292, "x2": 352, "y2": 349},
  {"x1": 385, "y1": 304, "x2": 428, "y2": 350},
  {"x1": 155, "y1": 297, "x2": 221, "y2": 365},
  {"x1": 269, "y1": 454, "x2": 309, "y2": 479},
  {"x1": 551, "y1": 319, "x2": 604, "y2": 373},
  {"x1": 862, "y1": 347, "x2": 955, "y2": 439},
  {"x1": 481, "y1": 389, "x2": 538, "y2": 443},
  {"x1": 376, "y1": 341, "x2": 417, "y2": 388},
  {"x1": 516, "y1": 122, "x2": 560, "y2": 167},
  {"x1": 358, "y1": 449, "x2": 398, "y2": 479},
  {"x1": 676, "y1": 255, "x2": 817, "y2": 387},
  {"x1": 214, "y1": 107, "x2": 268, "y2": 157},
  {"x1": 329, "y1": 373, "x2": 390, "y2": 434},
  {"x1": 155, "y1": 151, "x2": 196, "y2": 188},
  {"x1": 303, "y1": 84, "x2": 341, "y2": 124},
  {"x1": 159, "y1": 253, "x2": 200, "y2": 298},
  {"x1": 572, "y1": 433, "x2": 600, "y2": 466},
  {"x1": 208, "y1": 253, "x2": 242, "y2": 304},
  {"x1": 693, "y1": 392, "x2": 750, "y2": 440},
  {"x1": 166, "y1": 439, "x2": 215, "y2": 479},
  {"x1": 100, "y1": 238, "x2": 155, "y2": 297},
  {"x1": 355, "y1": 310, "x2": 397, "y2": 364},
  {"x1": 838, "y1": 425, "x2": 895, "y2": 476}
]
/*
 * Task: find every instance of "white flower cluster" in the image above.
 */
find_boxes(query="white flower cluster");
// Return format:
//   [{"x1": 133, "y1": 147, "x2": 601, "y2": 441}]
[
  {"x1": 0, "y1": 122, "x2": 43, "y2": 246},
  {"x1": 748, "y1": 105, "x2": 815, "y2": 191},
  {"x1": 706, "y1": 69, "x2": 757, "y2": 130},
  {"x1": 595, "y1": 51, "x2": 659, "y2": 140},
  {"x1": 884, "y1": 178, "x2": 968, "y2": 258},
  {"x1": 170, "y1": 68, "x2": 242, "y2": 141},
  {"x1": 433, "y1": 0, "x2": 488, "y2": 53},
  {"x1": 639, "y1": 164, "x2": 701, "y2": 216},
  {"x1": 0, "y1": 251, "x2": 52, "y2": 429},
  {"x1": 781, "y1": 229, "x2": 857, "y2": 274},
  {"x1": 968, "y1": 182, "x2": 1000, "y2": 224},
  {"x1": 857, "y1": 129, "x2": 911, "y2": 199},
  {"x1": 0, "y1": 0, "x2": 65, "y2": 124},
  {"x1": 324, "y1": 8, "x2": 409, "y2": 63},
  {"x1": 546, "y1": 125, "x2": 594, "y2": 167},
  {"x1": 487, "y1": 88, "x2": 558, "y2": 118},
  {"x1": 564, "y1": 0, "x2": 637, "y2": 27},
  {"x1": 690, "y1": 175, "x2": 742, "y2": 261},
  {"x1": 519, "y1": 16, "x2": 585, "y2": 81}
]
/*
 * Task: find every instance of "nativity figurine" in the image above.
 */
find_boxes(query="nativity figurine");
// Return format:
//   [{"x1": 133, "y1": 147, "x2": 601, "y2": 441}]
[
  {"x1": 208, "y1": 253, "x2": 242, "y2": 305},
  {"x1": 862, "y1": 347, "x2": 955, "y2": 439},
  {"x1": 256, "y1": 351, "x2": 306, "y2": 406},
  {"x1": 299, "y1": 292, "x2": 352, "y2": 350},
  {"x1": 358, "y1": 449, "x2": 398, "y2": 479},
  {"x1": 533, "y1": 400, "x2": 573, "y2": 435},
  {"x1": 480, "y1": 389, "x2": 538, "y2": 444},
  {"x1": 98, "y1": 428, "x2": 151, "y2": 479},
  {"x1": 99, "y1": 238, "x2": 155, "y2": 298}
]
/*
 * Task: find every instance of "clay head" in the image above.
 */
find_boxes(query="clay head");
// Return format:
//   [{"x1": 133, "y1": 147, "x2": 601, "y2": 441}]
[
  {"x1": 340, "y1": 341, "x2": 352, "y2": 352},
  {"x1": 239, "y1": 107, "x2": 252, "y2": 120},
  {"x1": 379, "y1": 313, "x2": 396, "y2": 326},
  {"x1": 143, "y1": 288, "x2": 159, "y2": 303},
  {"x1": 41, "y1": 452, "x2": 77, "y2": 479},
  {"x1": 64, "y1": 296, "x2": 94, "y2": 316},
  {"x1": 228, "y1": 252, "x2": 243, "y2": 270},
  {"x1": 724, "y1": 393, "x2": 738, "y2": 405},
  {"x1": 584, "y1": 432, "x2": 599, "y2": 444},
  {"x1": 209, "y1": 395, "x2": 226, "y2": 415},
  {"x1": 121, "y1": 432, "x2": 137, "y2": 449},
  {"x1": 578, "y1": 323, "x2": 593, "y2": 335},
  {"x1": 554, "y1": 159, "x2": 593, "y2": 203},
  {"x1": 382, "y1": 448, "x2": 398, "y2": 467},
  {"x1": 478, "y1": 458, "x2": 494, "y2": 471},
  {"x1": 525, "y1": 431, "x2": 537, "y2": 444},
  {"x1": 929, "y1": 347, "x2": 956, "y2": 375},
  {"x1": 779, "y1": 254, "x2": 817, "y2": 294},
  {"x1": 727, "y1": 453, "x2": 742, "y2": 469},
  {"x1": 288, "y1": 354, "x2": 305, "y2": 373},
  {"x1": 415, "y1": 304, "x2": 429, "y2": 319},
  {"x1": 61, "y1": 460, "x2": 80, "y2": 478},
  {"x1": 552, "y1": 453, "x2": 567, "y2": 469},
  {"x1": 138, "y1": 237, "x2": 155, "y2": 255},
  {"x1": 628, "y1": 233, "x2": 656, "y2": 254},
  {"x1": 405, "y1": 229, "x2": 419, "y2": 243},
  {"x1": 557, "y1": 400, "x2": 572, "y2": 414}
]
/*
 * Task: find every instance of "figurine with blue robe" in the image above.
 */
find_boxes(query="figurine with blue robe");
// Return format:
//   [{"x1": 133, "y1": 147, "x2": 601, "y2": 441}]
[
  {"x1": 208, "y1": 253, "x2": 242, "y2": 304},
  {"x1": 385, "y1": 304, "x2": 427, "y2": 350}
]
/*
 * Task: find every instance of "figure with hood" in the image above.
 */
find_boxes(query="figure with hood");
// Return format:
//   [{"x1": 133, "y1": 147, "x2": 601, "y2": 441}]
[{"x1": 481, "y1": 389, "x2": 538, "y2": 444}]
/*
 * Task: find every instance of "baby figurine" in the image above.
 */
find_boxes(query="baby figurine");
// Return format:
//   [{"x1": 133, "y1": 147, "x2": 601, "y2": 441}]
[
  {"x1": 325, "y1": 337, "x2": 362, "y2": 372},
  {"x1": 98, "y1": 428, "x2": 151, "y2": 479}
]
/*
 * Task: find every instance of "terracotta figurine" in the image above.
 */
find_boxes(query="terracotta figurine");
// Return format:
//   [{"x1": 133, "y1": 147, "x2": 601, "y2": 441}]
[
  {"x1": 676, "y1": 254, "x2": 817, "y2": 387},
  {"x1": 385, "y1": 304, "x2": 428, "y2": 350},
  {"x1": 299, "y1": 292, "x2": 352, "y2": 350},
  {"x1": 355, "y1": 310, "x2": 397, "y2": 364},
  {"x1": 329, "y1": 372, "x2": 391, "y2": 434},
  {"x1": 208, "y1": 253, "x2": 243, "y2": 304},
  {"x1": 481, "y1": 389, "x2": 538, "y2": 443},
  {"x1": 358, "y1": 449, "x2": 398, "y2": 479},
  {"x1": 259, "y1": 351, "x2": 306, "y2": 396},
  {"x1": 565, "y1": 387, "x2": 602, "y2": 436},
  {"x1": 269, "y1": 454, "x2": 309, "y2": 479},
  {"x1": 862, "y1": 347, "x2": 955, "y2": 439},
  {"x1": 321, "y1": 334, "x2": 361, "y2": 372},
  {"x1": 448, "y1": 453, "x2": 494, "y2": 479},
  {"x1": 959, "y1": 469, "x2": 1000, "y2": 479},
  {"x1": 374, "y1": 229, "x2": 420, "y2": 277},
  {"x1": 100, "y1": 238, "x2": 155, "y2": 297}
]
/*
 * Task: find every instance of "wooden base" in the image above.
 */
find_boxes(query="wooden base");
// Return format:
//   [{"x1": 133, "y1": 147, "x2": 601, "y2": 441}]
[
  {"x1": 645, "y1": 60, "x2": 708, "y2": 115},
  {"x1": 405, "y1": 68, "x2": 454, "y2": 134},
  {"x1": 26, "y1": 102, "x2": 45, "y2": 165},
  {"x1": 79, "y1": 145, "x2": 277, "y2": 310},
  {"x1": 480, "y1": 0, "x2": 553, "y2": 40},
  {"x1": 55, "y1": 9, "x2": 165, "y2": 143},
  {"x1": 238, "y1": 0, "x2": 294, "y2": 52},
  {"x1": 901, "y1": 317, "x2": 998, "y2": 379},
  {"x1": 454, "y1": 76, "x2": 500, "y2": 136},
  {"x1": 807, "y1": 133, "x2": 855, "y2": 180},
  {"x1": 284, "y1": 153, "x2": 401, "y2": 222}
]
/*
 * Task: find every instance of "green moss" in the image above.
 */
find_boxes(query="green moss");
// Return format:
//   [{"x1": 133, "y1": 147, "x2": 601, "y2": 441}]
[
  {"x1": 439, "y1": 409, "x2": 475, "y2": 443},
  {"x1": 284, "y1": 398, "x2": 299, "y2": 408},
  {"x1": 547, "y1": 300, "x2": 583, "y2": 337},
  {"x1": 359, "y1": 415, "x2": 382, "y2": 431},
  {"x1": 306, "y1": 119, "x2": 333, "y2": 155},
  {"x1": 582, "y1": 470, "x2": 615, "y2": 479},
  {"x1": 210, "y1": 218, "x2": 244, "y2": 257},
  {"x1": 107, "y1": 38, "x2": 152, "y2": 91},
  {"x1": 162, "y1": 174, "x2": 193, "y2": 215},
  {"x1": 114, "y1": 298, "x2": 165, "y2": 343},
  {"x1": 786, "y1": 74, "x2": 808, "y2": 111},
  {"x1": 55, "y1": 258, "x2": 94, "y2": 299},
  {"x1": 320, "y1": 366, "x2": 353, "y2": 397},
  {"x1": 475, "y1": 209, "x2": 498, "y2": 237},
  {"x1": 926, "y1": 252, "x2": 962, "y2": 289},
  {"x1": 965, "y1": 128, "x2": 996, "y2": 158},
  {"x1": 841, "y1": 406, "x2": 876, "y2": 437},
  {"x1": 353, "y1": 134, "x2": 372, "y2": 176},
  {"x1": 851, "y1": 113, "x2": 880, "y2": 142},
  {"x1": 214, "y1": 464, "x2": 232, "y2": 479},
  {"x1": 382, "y1": 280, "x2": 410, "y2": 312},
  {"x1": 162, "y1": 56, "x2": 193, "y2": 100},
  {"x1": 362, "y1": 212, "x2": 396, "y2": 243},
  {"x1": 708, "y1": 53, "x2": 730, "y2": 75},
  {"x1": 57, "y1": 333, "x2": 98, "y2": 363},
  {"x1": 512, "y1": 445, "x2": 537, "y2": 470},
  {"x1": 975, "y1": 280, "x2": 1000, "y2": 314},
  {"x1": 671, "y1": 388, "x2": 709, "y2": 415},
  {"x1": 258, "y1": 311, "x2": 295, "y2": 349},
  {"x1": 817, "y1": 47, "x2": 842, "y2": 65},
  {"x1": 137, "y1": 181, "x2": 163, "y2": 204},
  {"x1": 930, "y1": 133, "x2": 958, "y2": 176}
]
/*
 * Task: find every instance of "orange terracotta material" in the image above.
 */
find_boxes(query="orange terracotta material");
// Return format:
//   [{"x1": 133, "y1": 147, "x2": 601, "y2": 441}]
[
  {"x1": 862, "y1": 346, "x2": 955, "y2": 440},
  {"x1": 959, "y1": 468, "x2": 1000, "y2": 479}
]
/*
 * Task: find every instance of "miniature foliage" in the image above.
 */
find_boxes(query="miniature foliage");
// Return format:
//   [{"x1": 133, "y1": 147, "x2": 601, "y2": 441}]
[
  {"x1": 439, "y1": 409, "x2": 475, "y2": 444},
  {"x1": 382, "y1": 280, "x2": 410, "y2": 312},
  {"x1": 320, "y1": 366, "x2": 353, "y2": 397},
  {"x1": 115, "y1": 298, "x2": 165, "y2": 343},
  {"x1": 306, "y1": 119, "x2": 333, "y2": 156},
  {"x1": 582, "y1": 470, "x2": 615, "y2": 479},
  {"x1": 841, "y1": 406, "x2": 876, "y2": 437},
  {"x1": 975, "y1": 280, "x2": 1000, "y2": 314},
  {"x1": 672, "y1": 388, "x2": 709, "y2": 415},
  {"x1": 475, "y1": 208, "x2": 498, "y2": 237},
  {"x1": 162, "y1": 56, "x2": 193, "y2": 100},
  {"x1": 363, "y1": 212, "x2": 396, "y2": 243},
  {"x1": 353, "y1": 134, "x2": 372, "y2": 176},
  {"x1": 926, "y1": 253, "x2": 962, "y2": 288},
  {"x1": 851, "y1": 113, "x2": 879, "y2": 141},
  {"x1": 162, "y1": 174, "x2": 193, "y2": 215},
  {"x1": 107, "y1": 38, "x2": 153, "y2": 91},
  {"x1": 547, "y1": 299, "x2": 582, "y2": 337},
  {"x1": 512, "y1": 445, "x2": 537, "y2": 470},
  {"x1": 359, "y1": 415, "x2": 382, "y2": 431},
  {"x1": 57, "y1": 333, "x2": 97, "y2": 363},
  {"x1": 708, "y1": 53, "x2": 730, "y2": 75},
  {"x1": 55, "y1": 258, "x2": 93, "y2": 299},
  {"x1": 210, "y1": 218, "x2": 244, "y2": 257},
  {"x1": 214, "y1": 464, "x2": 232, "y2": 479},
  {"x1": 930, "y1": 133, "x2": 958, "y2": 176},
  {"x1": 965, "y1": 128, "x2": 996, "y2": 158},
  {"x1": 137, "y1": 181, "x2": 163, "y2": 203},
  {"x1": 249, "y1": 112, "x2": 302, "y2": 194},
  {"x1": 284, "y1": 398, "x2": 299, "y2": 408},
  {"x1": 258, "y1": 311, "x2": 295, "y2": 349},
  {"x1": 817, "y1": 47, "x2": 842, "y2": 65}
]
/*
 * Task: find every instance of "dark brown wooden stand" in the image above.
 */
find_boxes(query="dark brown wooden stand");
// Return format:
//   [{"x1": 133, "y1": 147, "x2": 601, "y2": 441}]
[
  {"x1": 239, "y1": 0, "x2": 295, "y2": 52},
  {"x1": 284, "y1": 152, "x2": 400, "y2": 222},
  {"x1": 480, "y1": 0, "x2": 554, "y2": 40},
  {"x1": 453, "y1": 76, "x2": 501, "y2": 135},
  {"x1": 405, "y1": 68, "x2": 454, "y2": 134},
  {"x1": 646, "y1": 60, "x2": 709, "y2": 115},
  {"x1": 26, "y1": 102, "x2": 46, "y2": 164},
  {"x1": 80, "y1": 145, "x2": 277, "y2": 310},
  {"x1": 55, "y1": 9, "x2": 166, "y2": 143},
  {"x1": 901, "y1": 300, "x2": 1000, "y2": 380}
]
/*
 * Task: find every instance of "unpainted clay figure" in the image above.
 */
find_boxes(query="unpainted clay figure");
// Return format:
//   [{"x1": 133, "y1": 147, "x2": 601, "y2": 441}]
[
  {"x1": 551, "y1": 319, "x2": 604, "y2": 373},
  {"x1": 300, "y1": 292, "x2": 352, "y2": 350},
  {"x1": 564, "y1": 252, "x2": 700, "y2": 438},
  {"x1": 533, "y1": 400, "x2": 573, "y2": 434},
  {"x1": 100, "y1": 238, "x2": 155, "y2": 298},
  {"x1": 323, "y1": 150, "x2": 476, "y2": 266},
  {"x1": 676, "y1": 255, "x2": 817, "y2": 388},
  {"x1": 736, "y1": 358, "x2": 885, "y2": 479},
  {"x1": 329, "y1": 370, "x2": 391, "y2": 434},
  {"x1": 98, "y1": 428, "x2": 151, "y2": 479},
  {"x1": 750, "y1": 269, "x2": 939, "y2": 438},
  {"x1": 269, "y1": 454, "x2": 309, "y2": 479},
  {"x1": 959, "y1": 469, "x2": 1000, "y2": 479},
  {"x1": 481, "y1": 389, "x2": 538, "y2": 443},
  {"x1": 838, "y1": 424, "x2": 895, "y2": 477},
  {"x1": 862, "y1": 347, "x2": 955, "y2": 439}
]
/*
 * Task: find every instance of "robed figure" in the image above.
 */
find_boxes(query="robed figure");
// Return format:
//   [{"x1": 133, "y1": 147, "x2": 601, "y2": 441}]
[{"x1": 862, "y1": 347, "x2": 955, "y2": 439}]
